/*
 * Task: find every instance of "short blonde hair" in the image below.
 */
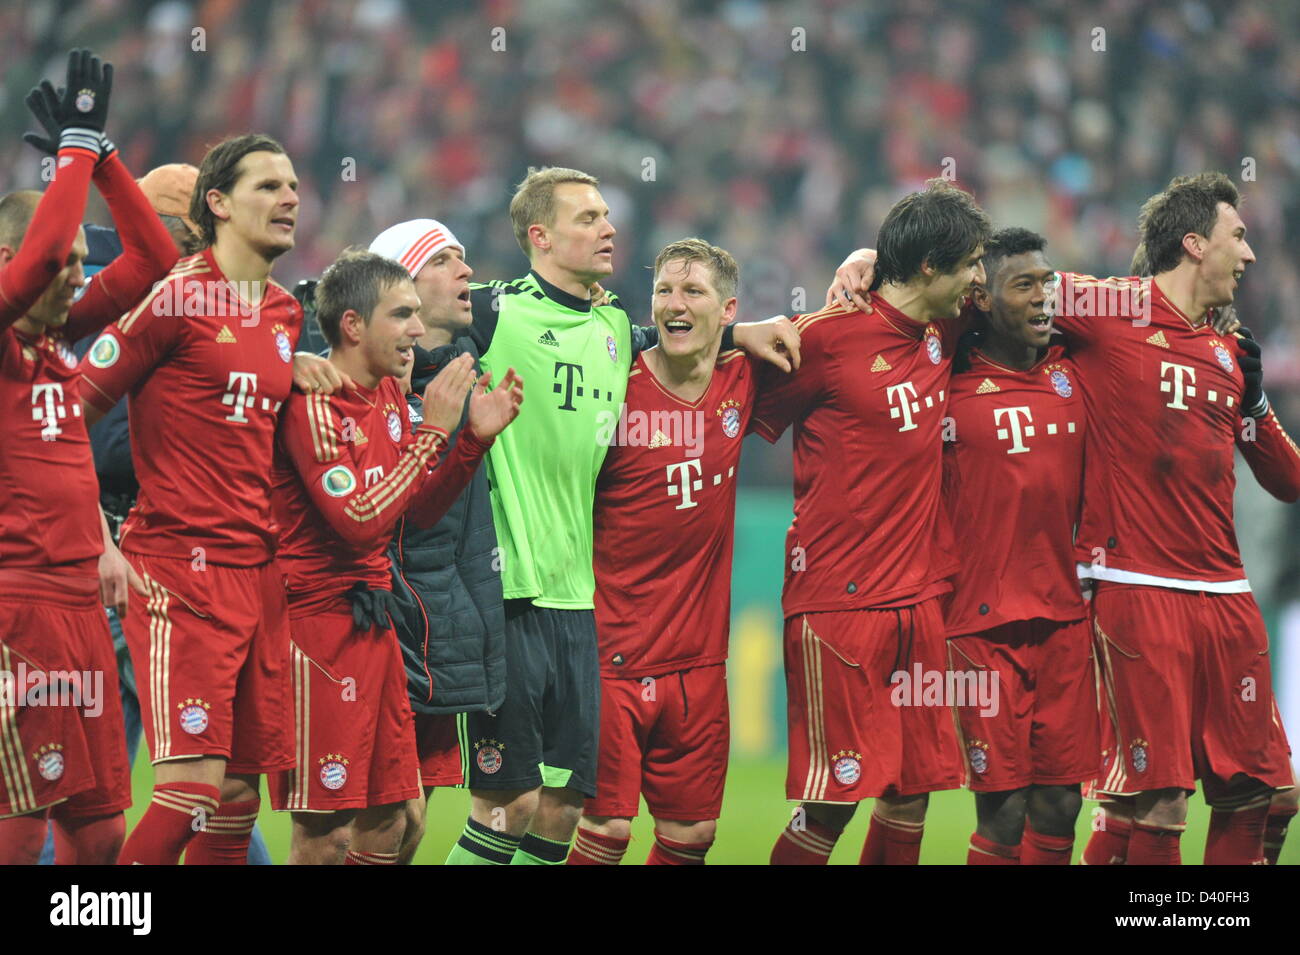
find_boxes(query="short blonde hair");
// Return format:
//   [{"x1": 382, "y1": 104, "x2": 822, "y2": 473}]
[
  {"x1": 652, "y1": 237, "x2": 739, "y2": 301},
  {"x1": 509, "y1": 166, "x2": 600, "y2": 257}
]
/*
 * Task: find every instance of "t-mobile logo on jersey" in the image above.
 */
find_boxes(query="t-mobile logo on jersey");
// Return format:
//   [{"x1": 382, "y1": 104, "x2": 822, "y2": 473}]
[
  {"x1": 1159, "y1": 361, "x2": 1197, "y2": 410},
  {"x1": 31, "y1": 382, "x2": 80, "y2": 441},
  {"x1": 221, "y1": 371, "x2": 258, "y2": 423},
  {"x1": 993, "y1": 406, "x2": 1035, "y2": 454},
  {"x1": 885, "y1": 381, "x2": 945, "y2": 433},
  {"x1": 665, "y1": 458, "x2": 736, "y2": 510},
  {"x1": 552, "y1": 361, "x2": 616, "y2": 412},
  {"x1": 364, "y1": 465, "x2": 384, "y2": 487}
]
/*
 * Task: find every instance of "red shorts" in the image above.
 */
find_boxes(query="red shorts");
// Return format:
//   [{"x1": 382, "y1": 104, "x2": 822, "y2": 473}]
[
  {"x1": 123, "y1": 552, "x2": 293, "y2": 774},
  {"x1": 784, "y1": 599, "x2": 962, "y2": 803},
  {"x1": 415, "y1": 712, "x2": 463, "y2": 788},
  {"x1": 1092, "y1": 583, "x2": 1292, "y2": 802},
  {"x1": 0, "y1": 577, "x2": 130, "y2": 819},
  {"x1": 586, "y1": 664, "x2": 729, "y2": 821},
  {"x1": 269, "y1": 606, "x2": 421, "y2": 811},
  {"x1": 947, "y1": 617, "x2": 1098, "y2": 791}
]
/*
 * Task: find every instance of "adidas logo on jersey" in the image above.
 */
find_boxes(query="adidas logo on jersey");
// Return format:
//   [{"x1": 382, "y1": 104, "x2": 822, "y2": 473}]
[
  {"x1": 1146, "y1": 331, "x2": 1170, "y2": 348},
  {"x1": 870, "y1": 354, "x2": 892, "y2": 372},
  {"x1": 216, "y1": 325, "x2": 237, "y2": 343},
  {"x1": 975, "y1": 378, "x2": 1000, "y2": 394},
  {"x1": 648, "y1": 430, "x2": 671, "y2": 449},
  {"x1": 538, "y1": 329, "x2": 559, "y2": 346}
]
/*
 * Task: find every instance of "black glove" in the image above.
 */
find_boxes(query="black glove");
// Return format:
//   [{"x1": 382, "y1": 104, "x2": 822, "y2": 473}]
[
  {"x1": 1236, "y1": 326, "x2": 1267, "y2": 417},
  {"x1": 345, "y1": 582, "x2": 399, "y2": 632},
  {"x1": 23, "y1": 50, "x2": 114, "y2": 158}
]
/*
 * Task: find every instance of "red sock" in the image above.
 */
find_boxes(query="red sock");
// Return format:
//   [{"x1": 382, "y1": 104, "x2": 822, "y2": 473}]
[
  {"x1": 51, "y1": 812, "x2": 126, "y2": 865},
  {"x1": 1021, "y1": 825, "x2": 1073, "y2": 865},
  {"x1": 1082, "y1": 813, "x2": 1132, "y2": 865},
  {"x1": 967, "y1": 831, "x2": 1020, "y2": 865},
  {"x1": 646, "y1": 832, "x2": 710, "y2": 865},
  {"x1": 118, "y1": 782, "x2": 220, "y2": 865},
  {"x1": 1264, "y1": 805, "x2": 1297, "y2": 865},
  {"x1": 861, "y1": 811, "x2": 925, "y2": 865},
  {"x1": 1127, "y1": 821, "x2": 1183, "y2": 865},
  {"x1": 345, "y1": 849, "x2": 399, "y2": 864},
  {"x1": 771, "y1": 816, "x2": 840, "y2": 865},
  {"x1": 0, "y1": 811, "x2": 50, "y2": 864},
  {"x1": 184, "y1": 797, "x2": 259, "y2": 865},
  {"x1": 566, "y1": 827, "x2": 630, "y2": 865},
  {"x1": 1205, "y1": 799, "x2": 1270, "y2": 865}
]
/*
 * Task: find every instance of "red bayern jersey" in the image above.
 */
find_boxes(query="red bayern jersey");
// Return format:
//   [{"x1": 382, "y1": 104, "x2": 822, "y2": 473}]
[
  {"x1": 1055, "y1": 274, "x2": 1300, "y2": 585},
  {"x1": 272, "y1": 375, "x2": 490, "y2": 615},
  {"x1": 751, "y1": 295, "x2": 964, "y2": 615},
  {"x1": 0, "y1": 151, "x2": 177, "y2": 573},
  {"x1": 942, "y1": 341, "x2": 1087, "y2": 636},
  {"x1": 593, "y1": 348, "x2": 756, "y2": 677},
  {"x1": 79, "y1": 249, "x2": 302, "y2": 566}
]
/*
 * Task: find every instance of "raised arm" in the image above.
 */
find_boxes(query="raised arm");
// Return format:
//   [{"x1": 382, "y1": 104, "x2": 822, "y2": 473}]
[
  {"x1": 66, "y1": 153, "x2": 177, "y2": 340},
  {"x1": 3, "y1": 49, "x2": 113, "y2": 332}
]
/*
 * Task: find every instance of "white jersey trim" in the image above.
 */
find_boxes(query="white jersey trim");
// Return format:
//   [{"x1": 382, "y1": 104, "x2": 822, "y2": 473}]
[{"x1": 1075, "y1": 562, "x2": 1251, "y2": 594}]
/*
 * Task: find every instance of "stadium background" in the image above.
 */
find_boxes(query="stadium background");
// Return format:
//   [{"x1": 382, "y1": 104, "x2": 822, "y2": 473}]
[{"x1": 4, "y1": 0, "x2": 1297, "y2": 863}]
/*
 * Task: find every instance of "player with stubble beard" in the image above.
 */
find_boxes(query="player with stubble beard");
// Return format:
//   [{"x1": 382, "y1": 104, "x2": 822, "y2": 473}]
[
  {"x1": 760, "y1": 180, "x2": 988, "y2": 865},
  {"x1": 80, "y1": 133, "x2": 346, "y2": 865}
]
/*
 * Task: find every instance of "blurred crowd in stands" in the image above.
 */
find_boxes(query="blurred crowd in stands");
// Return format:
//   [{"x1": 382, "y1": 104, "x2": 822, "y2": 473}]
[{"x1": 2, "y1": 0, "x2": 1298, "y2": 591}]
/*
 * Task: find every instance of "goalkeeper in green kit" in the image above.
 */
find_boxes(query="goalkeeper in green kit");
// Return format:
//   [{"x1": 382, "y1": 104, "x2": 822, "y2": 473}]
[{"x1": 445, "y1": 167, "x2": 799, "y2": 864}]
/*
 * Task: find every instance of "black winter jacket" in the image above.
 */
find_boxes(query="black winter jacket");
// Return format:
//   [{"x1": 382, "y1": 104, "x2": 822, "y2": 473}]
[{"x1": 388, "y1": 339, "x2": 506, "y2": 715}]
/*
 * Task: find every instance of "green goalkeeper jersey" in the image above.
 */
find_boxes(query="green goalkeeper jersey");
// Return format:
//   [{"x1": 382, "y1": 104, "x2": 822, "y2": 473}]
[{"x1": 468, "y1": 270, "x2": 646, "y2": 609}]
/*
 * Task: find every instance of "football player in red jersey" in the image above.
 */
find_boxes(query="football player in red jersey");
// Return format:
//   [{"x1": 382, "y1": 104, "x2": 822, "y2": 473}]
[
  {"x1": 80, "y1": 133, "x2": 346, "y2": 865},
  {"x1": 566, "y1": 239, "x2": 754, "y2": 865},
  {"x1": 268, "y1": 249, "x2": 520, "y2": 864},
  {"x1": 1053, "y1": 174, "x2": 1300, "y2": 865},
  {"x1": 942, "y1": 228, "x2": 1096, "y2": 865},
  {"x1": 760, "y1": 180, "x2": 989, "y2": 865},
  {"x1": 0, "y1": 50, "x2": 177, "y2": 864}
]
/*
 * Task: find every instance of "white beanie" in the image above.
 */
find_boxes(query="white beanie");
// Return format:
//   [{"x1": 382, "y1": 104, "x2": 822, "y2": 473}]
[{"x1": 369, "y1": 218, "x2": 464, "y2": 277}]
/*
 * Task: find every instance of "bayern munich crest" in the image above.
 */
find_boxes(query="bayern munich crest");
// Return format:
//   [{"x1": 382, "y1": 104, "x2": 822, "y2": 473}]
[
  {"x1": 1213, "y1": 342, "x2": 1235, "y2": 374},
  {"x1": 1047, "y1": 366, "x2": 1073, "y2": 398},
  {"x1": 74, "y1": 89, "x2": 95, "y2": 113},
  {"x1": 56, "y1": 341, "x2": 78, "y2": 369},
  {"x1": 178, "y1": 698, "x2": 211, "y2": 735},
  {"x1": 34, "y1": 744, "x2": 65, "y2": 781},
  {"x1": 274, "y1": 325, "x2": 293, "y2": 363},
  {"x1": 1130, "y1": 738, "x2": 1149, "y2": 774},
  {"x1": 925, "y1": 331, "x2": 943, "y2": 365},
  {"x1": 319, "y1": 754, "x2": 349, "y2": 790},
  {"x1": 717, "y1": 399, "x2": 742, "y2": 439},
  {"x1": 606, "y1": 335, "x2": 618, "y2": 362},
  {"x1": 831, "y1": 750, "x2": 862, "y2": 786},
  {"x1": 386, "y1": 409, "x2": 403, "y2": 442},
  {"x1": 475, "y1": 739, "x2": 504, "y2": 775},
  {"x1": 967, "y1": 740, "x2": 990, "y2": 775}
]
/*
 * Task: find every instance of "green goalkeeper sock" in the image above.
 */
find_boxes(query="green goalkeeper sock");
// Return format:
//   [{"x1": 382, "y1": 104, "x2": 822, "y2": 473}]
[
  {"x1": 445, "y1": 817, "x2": 522, "y2": 865},
  {"x1": 510, "y1": 831, "x2": 570, "y2": 865}
]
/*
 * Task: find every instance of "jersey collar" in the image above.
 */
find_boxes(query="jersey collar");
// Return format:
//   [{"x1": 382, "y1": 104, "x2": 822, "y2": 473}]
[{"x1": 530, "y1": 269, "x2": 592, "y2": 313}]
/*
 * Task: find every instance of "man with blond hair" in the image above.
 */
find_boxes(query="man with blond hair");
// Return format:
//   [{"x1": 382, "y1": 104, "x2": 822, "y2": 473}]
[{"x1": 444, "y1": 167, "x2": 799, "y2": 864}]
